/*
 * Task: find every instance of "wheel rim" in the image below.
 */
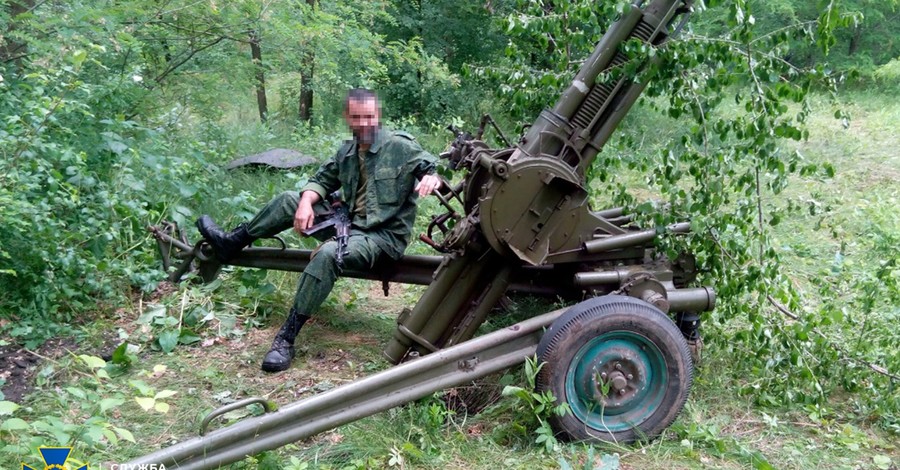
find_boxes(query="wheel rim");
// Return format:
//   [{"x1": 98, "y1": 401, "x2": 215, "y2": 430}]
[{"x1": 564, "y1": 330, "x2": 668, "y2": 433}]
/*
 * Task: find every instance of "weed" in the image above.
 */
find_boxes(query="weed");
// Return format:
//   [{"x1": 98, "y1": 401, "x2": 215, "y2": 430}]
[{"x1": 491, "y1": 356, "x2": 571, "y2": 454}]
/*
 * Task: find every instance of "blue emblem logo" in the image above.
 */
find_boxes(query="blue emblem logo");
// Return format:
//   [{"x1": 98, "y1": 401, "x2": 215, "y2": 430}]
[{"x1": 22, "y1": 447, "x2": 88, "y2": 470}]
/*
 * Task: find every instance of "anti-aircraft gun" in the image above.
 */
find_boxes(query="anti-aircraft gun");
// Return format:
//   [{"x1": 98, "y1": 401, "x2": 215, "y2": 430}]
[{"x1": 137, "y1": 0, "x2": 713, "y2": 467}]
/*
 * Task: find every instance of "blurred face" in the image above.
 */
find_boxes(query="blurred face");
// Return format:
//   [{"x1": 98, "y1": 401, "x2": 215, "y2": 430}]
[{"x1": 344, "y1": 97, "x2": 381, "y2": 146}]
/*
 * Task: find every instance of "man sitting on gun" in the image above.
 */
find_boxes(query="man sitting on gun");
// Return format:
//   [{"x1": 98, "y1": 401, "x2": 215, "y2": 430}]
[{"x1": 196, "y1": 88, "x2": 441, "y2": 372}]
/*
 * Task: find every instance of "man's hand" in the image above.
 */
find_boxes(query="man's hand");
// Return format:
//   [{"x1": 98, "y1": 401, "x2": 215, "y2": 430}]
[
  {"x1": 415, "y1": 174, "x2": 442, "y2": 197},
  {"x1": 294, "y1": 191, "x2": 320, "y2": 234}
]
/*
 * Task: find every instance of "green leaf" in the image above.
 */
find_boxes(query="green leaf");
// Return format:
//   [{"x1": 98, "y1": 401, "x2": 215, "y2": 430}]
[
  {"x1": 873, "y1": 455, "x2": 892, "y2": 470},
  {"x1": 501, "y1": 385, "x2": 525, "y2": 397},
  {"x1": 154, "y1": 401, "x2": 170, "y2": 413},
  {"x1": 597, "y1": 453, "x2": 621, "y2": 470},
  {"x1": 179, "y1": 184, "x2": 199, "y2": 198},
  {"x1": 100, "y1": 398, "x2": 125, "y2": 413},
  {"x1": 102, "y1": 428, "x2": 118, "y2": 445},
  {"x1": 107, "y1": 140, "x2": 128, "y2": 155},
  {"x1": 157, "y1": 329, "x2": 179, "y2": 353},
  {"x1": 179, "y1": 329, "x2": 201, "y2": 345},
  {"x1": 111, "y1": 343, "x2": 132, "y2": 365},
  {"x1": 129, "y1": 379, "x2": 154, "y2": 396},
  {"x1": 557, "y1": 457, "x2": 575, "y2": 470},
  {"x1": 138, "y1": 304, "x2": 167, "y2": 324},
  {"x1": 78, "y1": 355, "x2": 106, "y2": 369},
  {"x1": 85, "y1": 425, "x2": 105, "y2": 444},
  {"x1": 114, "y1": 426, "x2": 136, "y2": 443},
  {"x1": 752, "y1": 459, "x2": 775, "y2": 470},
  {"x1": 0, "y1": 401, "x2": 20, "y2": 415},
  {"x1": 155, "y1": 390, "x2": 177, "y2": 399},
  {"x1": 72, "y1": 49, "x2": 87, "y2": 68},
  {"x1": 0, "y1": 417, "x2": 29, "y2": 431},
  {"x1": 135, "y1": 397, "x2": 155, "y2": 411}
]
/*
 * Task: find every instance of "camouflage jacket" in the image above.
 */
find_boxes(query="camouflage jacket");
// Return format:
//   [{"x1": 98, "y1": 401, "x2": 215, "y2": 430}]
[{"x1": 301, "y1": 129, "x2": 438, "y2": 259}]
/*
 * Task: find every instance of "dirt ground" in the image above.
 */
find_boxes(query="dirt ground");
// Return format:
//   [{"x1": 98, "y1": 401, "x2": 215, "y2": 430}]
[
  {"x1": 0, "y1": 331, "x2": 124, "y2": 403},
  {"x1": 0, "y1": 337, "x2": 78, "y2": 403}
]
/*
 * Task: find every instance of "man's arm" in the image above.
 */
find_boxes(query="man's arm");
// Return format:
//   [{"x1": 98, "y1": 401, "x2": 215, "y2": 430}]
[
  {"x1": 406, "y1": 142, "x2": 441, "y2": 197},
  {"x1": 415, "y1": 174, "x2": 441, "y2": 197},
  {"x1": 302, "y1": 151, "x2": 342, "y2": 200},
  {"x1": 293, "y1": 190, "x2": 321, "y2": 233},
  {"x1": 296, "y1": 147, "x2": 344, "y2": 233}
]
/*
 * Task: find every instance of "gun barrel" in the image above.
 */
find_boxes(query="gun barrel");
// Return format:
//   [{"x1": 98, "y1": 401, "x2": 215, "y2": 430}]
[
  {"x1": 513, "y1": 0, "x2": 692, "y2": 174},
  {"x1": 583, "y1": 222, "x2": 690, "y2": 253}
]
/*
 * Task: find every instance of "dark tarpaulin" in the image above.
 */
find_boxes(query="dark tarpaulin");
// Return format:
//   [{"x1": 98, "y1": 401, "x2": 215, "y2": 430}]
[{"x1": 225, "y1": 148, "x2": 317, "y2": 170}]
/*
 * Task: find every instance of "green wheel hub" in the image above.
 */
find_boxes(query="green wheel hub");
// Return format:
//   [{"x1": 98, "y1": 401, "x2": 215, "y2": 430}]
[{"x1": 565, "y1": 331, "x2": 668, "y2": 432}]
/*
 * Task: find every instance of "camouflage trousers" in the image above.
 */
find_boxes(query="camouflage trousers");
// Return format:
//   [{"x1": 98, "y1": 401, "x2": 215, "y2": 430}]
[{"x1": 245, "y1": 191, "x2": 384, "y2": 315}]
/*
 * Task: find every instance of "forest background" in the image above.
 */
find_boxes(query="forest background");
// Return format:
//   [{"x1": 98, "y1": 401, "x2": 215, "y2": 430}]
[{"x1": 1, "y1": 0, "x2": 899, "y2": 468}]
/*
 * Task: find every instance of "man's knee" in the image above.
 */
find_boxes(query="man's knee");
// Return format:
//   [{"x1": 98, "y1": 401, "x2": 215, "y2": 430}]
[
  {"x1": 309, "y1": 237, "x2": 379, "y2": 272},
  {"x1": 310, "y1": 241, "x2": 338, "y2": 264},
  {"x1": 304, "y1": 241, "x2": 341, "y2": 282},
  {"x1": 275, "y1": 191, "x2": 299, "y2": 208}
]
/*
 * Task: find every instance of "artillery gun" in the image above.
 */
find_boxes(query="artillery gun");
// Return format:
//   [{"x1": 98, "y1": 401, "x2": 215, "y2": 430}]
[{"x1": 139, "y1": 0, "x2": 714, "y2": 467}]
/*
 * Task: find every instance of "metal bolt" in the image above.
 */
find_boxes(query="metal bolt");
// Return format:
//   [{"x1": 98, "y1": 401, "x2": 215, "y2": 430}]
[
  {"x1": 627, "y1": 374, "x2": 633, "y2": 380},
  {"x1": 615, "y1": 363, "x2": 622, "y2": 370},
  {"x1": 619, "y1": 389, "x2": 627, "y2": 395},
  {"x1": 600, "y1": 372, "x2": 607, "y2": 380}
]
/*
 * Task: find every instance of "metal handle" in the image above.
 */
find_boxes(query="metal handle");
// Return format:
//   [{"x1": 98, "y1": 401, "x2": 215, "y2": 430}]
[{"x1": 200, "y1": 397, "x2": 276, "y2": 436}]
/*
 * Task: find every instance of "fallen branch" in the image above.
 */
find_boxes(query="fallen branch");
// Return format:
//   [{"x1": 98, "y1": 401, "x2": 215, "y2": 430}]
[
  {"x1": 709, "y1": 232, "x2": 899, "y2": 383},
  {"x1": 766, "y1": 294, "x2": 900, "y2": 383}
]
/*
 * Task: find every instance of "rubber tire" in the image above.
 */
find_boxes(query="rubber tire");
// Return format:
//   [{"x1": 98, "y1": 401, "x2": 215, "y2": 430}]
[{"x1": 536, "y1": 295, "x2": 693, "y2": 443}]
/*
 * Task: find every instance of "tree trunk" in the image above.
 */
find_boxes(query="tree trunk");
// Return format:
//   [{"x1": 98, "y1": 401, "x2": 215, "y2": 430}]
[
  {"x1": 249, "y1": 29, "x2": 268, "y2": 123},
  {"x1": 417, "y1": 0, "x2": 424, "y2": 113},
  {"x1": 1, "y1": 0, "x2": 35, "y2": 69},
  {"x1": 299, "y1": 57, "x2": 314, "y2": 122},
  {"x1": 848, "y1": 24, "x2": 862, "y2": 56},
  {"x1": 298, "y1": 0, "x2": 317, "y2": 123}
]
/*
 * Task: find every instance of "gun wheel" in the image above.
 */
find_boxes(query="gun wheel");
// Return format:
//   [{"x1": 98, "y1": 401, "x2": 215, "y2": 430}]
[{"x1": 536, "y1": 295, "x2": 693, "y2": 443}]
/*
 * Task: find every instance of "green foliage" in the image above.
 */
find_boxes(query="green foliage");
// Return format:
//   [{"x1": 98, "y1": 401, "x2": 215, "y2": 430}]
[
  {"x1": 495, "y1": 356, "x2": 570, "y2": 453},
  {"x1": 873, "y1": 58, "x2": 900, "y2": 93},
  {"x1": 690, "y1": 0, "x2": 899, "y2": 86},
  {"x1": 1, "y1": 2, "x2": 898, "y2": 466},
  {"x1": 558, "y1": 446, "x2": 621, "y2": 470},
  {"x1": 377, "y1": 38, "x2": 462, "y2": 124},
  {"x1": 629, "y1": 0, "x2": 898, "y2": 422},
  {"x1": 0, "y1": 354, "x2": 134, "y2": 463},
  {"x1": 805, "y1": 196, "x2": 900, "y2": 429},
  {"x1": 473, "y1": 0, "x2": 898, "y2": 432},
  {"x1": 130, "y1": 369, "x2": 177, "y2": 414},
  {"x1": 375, "y1": 0, "x2": 509, "y2": 124},
  {"x1": 672, "y1": 419, "x2": 775, "y2": 469},
  {"x1": 0, "y1": 51, "x2": 160, "y2": 345},
  {"x1": 473, "y1": 0, "x2": 625, "y2": 121}
]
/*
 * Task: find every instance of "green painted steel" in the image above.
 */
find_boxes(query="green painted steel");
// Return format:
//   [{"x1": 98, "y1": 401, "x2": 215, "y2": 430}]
[{"x1": 565, "y1": 331, "x2": 668, "y2": 432}]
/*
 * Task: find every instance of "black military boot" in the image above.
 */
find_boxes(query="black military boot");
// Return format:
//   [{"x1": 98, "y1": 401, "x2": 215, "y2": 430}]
[
  {"x1": 261, "y1": 308, "x2": 310, "y2": 373},
  {"x1": 195, "y1": 215, "x2": 254, "y2": 262}
]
